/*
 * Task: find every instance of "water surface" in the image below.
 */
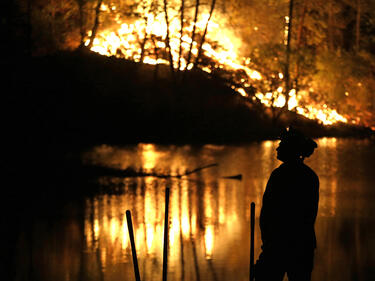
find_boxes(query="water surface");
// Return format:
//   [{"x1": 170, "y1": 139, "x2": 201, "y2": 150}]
[{"x1": 15, "y1": 138, "x2": 375, "y2": 281}]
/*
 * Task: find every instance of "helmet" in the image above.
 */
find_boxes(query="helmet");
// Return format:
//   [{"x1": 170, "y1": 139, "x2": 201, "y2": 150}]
[{"x1": 279, "y1": 127, "x2": 318, "y2": 158}]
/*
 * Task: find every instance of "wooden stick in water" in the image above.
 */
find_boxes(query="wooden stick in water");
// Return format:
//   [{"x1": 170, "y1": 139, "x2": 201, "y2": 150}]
[
  {"x1": 162, "y1": 187, "x2": 171, "y2": 281},
  {"x1": 183, "y1": 163, "x2": 218, "y2": 176},
  {"x1": 250, "y1": 202, "x2": 255, "y2": 281},
  {"x1": 126, "y1": 210, "x2": 141, "y2": 281}
]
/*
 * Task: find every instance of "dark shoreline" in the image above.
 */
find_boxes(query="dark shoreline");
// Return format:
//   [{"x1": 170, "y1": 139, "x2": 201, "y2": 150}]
[
  {"x1": 7, "y1": 50, "x2": 373, "y2": 151},
  {"x1": 6, "y1": 50, "x2": 373, "y2": 194},
  {"x1": 4, "y1": 49, "x2": 375, "y2": 281},
  {"x1": 5, "y1": 50, "x2": 373, "y2": 208}
]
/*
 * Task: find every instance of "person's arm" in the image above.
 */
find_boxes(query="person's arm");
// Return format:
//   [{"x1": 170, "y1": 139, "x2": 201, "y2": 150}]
[
  {"x1": 311, "y1": 174, "x2": 319, "y2": 225},
  {"x1": 301, "y1": 173, "x2": 319, "y2": 235},
  {"x1": 260, "y1": 169, "x2": 278, "y2": 245}
]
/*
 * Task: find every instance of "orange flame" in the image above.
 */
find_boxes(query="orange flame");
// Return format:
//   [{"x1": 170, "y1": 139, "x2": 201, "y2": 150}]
[{"x1": 87, "y1": 3, "x2": 354, "y2": 126}]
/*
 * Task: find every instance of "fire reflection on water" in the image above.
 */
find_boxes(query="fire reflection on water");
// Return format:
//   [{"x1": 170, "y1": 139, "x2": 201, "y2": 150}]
[
  {"x1": 140, "y1": 143, "x2": 159, "y2": 172},
  {"x1": 82, "y1": 139, "x2": 356, "y2": 277},
  {"x1": 13, "y1": 139, "x2": 375, "y2": 281},
  {"x1": 83, "y1": 178, "x2": 221, "y2": 269},
  {"x1": 82, "y1": 144, "x2": 258, "y2": 280},
  {"x1": 56, "y1": 139, "x2": 374, "y2": 281},
  {"x1": 313, "y1": 138, "x2": 338, "y2": 217}
]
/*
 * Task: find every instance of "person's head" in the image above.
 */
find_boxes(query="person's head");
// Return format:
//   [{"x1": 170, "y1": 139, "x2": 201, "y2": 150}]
[{"x1": 276, "y1": 127, "x2": 318, "y2": 162}]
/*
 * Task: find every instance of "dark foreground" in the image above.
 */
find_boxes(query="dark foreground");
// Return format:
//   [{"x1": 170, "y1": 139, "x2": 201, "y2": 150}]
[
  {"x1": 3, "y1": 139, "x2": 375, "y2": 281},
  {"x1": 7, "y1": 50, "x2": 373, "y2": 147},
  {"x1": 3, "y1": 50, "x2": 374, "y2": 280}
]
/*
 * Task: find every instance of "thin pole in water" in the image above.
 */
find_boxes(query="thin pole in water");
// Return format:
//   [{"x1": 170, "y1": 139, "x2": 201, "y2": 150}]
[
  {"x1": 163, "y1": 187, "x2": 171, "y2": 281},
  {"x1": 126, "y1": 210, "x2": 141, "y2": 281},
  {"x1": 250, "y1": 202, "x2": 255, "y2": 281}
]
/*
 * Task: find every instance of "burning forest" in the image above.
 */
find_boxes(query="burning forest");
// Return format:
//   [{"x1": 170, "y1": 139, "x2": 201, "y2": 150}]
[
  {"x1": 7, "y1": 0, "x2": 375, "y2": 141},
  {"x1": 4, "y1": 3, "x2": 375, "y2": 281},
  {"x1": 84, "y1": 1, "x2": 353, "y2": 126}
]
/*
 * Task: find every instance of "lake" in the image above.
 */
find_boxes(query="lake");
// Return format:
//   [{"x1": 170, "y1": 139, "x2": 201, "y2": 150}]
[{"x1": 14, "y1": 138, "x2": 375, "y2": 281}]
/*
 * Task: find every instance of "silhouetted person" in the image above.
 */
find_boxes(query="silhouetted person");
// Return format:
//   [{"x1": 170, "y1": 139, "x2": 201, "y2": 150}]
[{"x1": 255, "y1": 127, "x2": 319, "y2": 281}]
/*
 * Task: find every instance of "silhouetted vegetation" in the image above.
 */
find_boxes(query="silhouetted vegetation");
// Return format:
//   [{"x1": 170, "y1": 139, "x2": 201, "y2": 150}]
[
  {"x1": 6, "y1": 0, "x2": 375, "y2": 128},
  {"x1": 10, "y1": 50, "x2": 372, "y2": 149}
]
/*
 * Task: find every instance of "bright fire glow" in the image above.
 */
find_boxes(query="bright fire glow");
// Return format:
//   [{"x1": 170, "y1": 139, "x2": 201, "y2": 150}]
[
  {"x1": 87, "y1": 2, "x2": 354, "y2": 126},
  {"x1": 140, "y1": 143, "x2": 159, "y2": 172},
  {"x1": 204, "y1": 225, "x2": 214, "y2": 259}
]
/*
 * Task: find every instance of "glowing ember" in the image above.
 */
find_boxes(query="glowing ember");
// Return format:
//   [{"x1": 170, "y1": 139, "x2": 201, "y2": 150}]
[{"x1": 86, "y1": 2, "x2": 353, "y2": 126}]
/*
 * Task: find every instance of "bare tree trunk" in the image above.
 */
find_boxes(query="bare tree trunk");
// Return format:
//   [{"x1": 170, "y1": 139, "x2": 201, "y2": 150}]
[
  {"x1": 87, "y1": 0, "x2": 103, "y2": 49},
  {"x1": 77, "y1": 0, "x2": 86, "y2": 47},
  {"x1": 163, "y1": 0, "x2": 175, "y2": 78},
  {"x1": 355, "y1": 0, "x2": 361, "y2": 51},
  {"x1": 294, "y1": 0, "x2": 307, "y2": 95},
  {"x1": 151, "y1": 35, "x2": 160, "y2": 81},
  {"x1": 139, "y1": 18, "x2": 148, "y2": 62},
  {"x1": 283, "y1": 0, "x2": 293, "y2": 110},
  {"x1": 194, "y1": 0, "x2": 216, "y2": 68},
  {"x1": 178, "y1": 0, "x2": 185, "y2": 71},
  {"x1": 185, "y1": 0, "x2": 200, "y2": 72},
  {"x1": 139, "y1": 1, "x2": 150, "y2": 62}
]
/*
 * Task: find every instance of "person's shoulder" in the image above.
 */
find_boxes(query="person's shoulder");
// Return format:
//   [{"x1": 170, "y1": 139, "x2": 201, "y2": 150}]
[
  {"x1": 270, "y1": 164, "x2": 286, "y2": 177},
  {"x1": 302, "y1": 163, "x2": 319, "y2": 182},
  {"x1": 302, "y1": 163, "x2": 317, "y2": 175},
  {"x1": 272, "y1": 164, "x2": 284, "y2": 173}
]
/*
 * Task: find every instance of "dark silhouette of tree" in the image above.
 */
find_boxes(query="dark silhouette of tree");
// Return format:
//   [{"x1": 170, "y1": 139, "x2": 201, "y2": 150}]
[
  {"x1": 178, "y1": 0, "x2": 185, "y2": 71},
  {"x1": 151, "y1": 35, "x2": 160, "y2": 80},
  {"x1": 283, "y1": 0, "x2": 293, "y2": 110},
  {"x1": 194, "y1": 0, "x2": 216, "y2": 68},
  {"x1": 163, "y1": 0, "x2": 175, "y2": 79},
  {"x1": 139, "y1": 0, "x2": 160, "y2": 63},
  {"x1": 75, "y1": 0, "x2": 87, "y2": 47},
  {"x1": 8, "y1": 0, "x2": 375, "y2": 127},
  {"x1": 87, "y1": 0, "x2": 103, "y2": 49},
  {"x1": 185, "y1": 0, "x2": 199, "y2": 72},
  {"x1": 293, "y1": 0, "x2": 307, "y2": 94}
]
